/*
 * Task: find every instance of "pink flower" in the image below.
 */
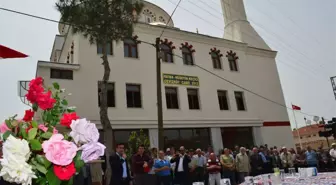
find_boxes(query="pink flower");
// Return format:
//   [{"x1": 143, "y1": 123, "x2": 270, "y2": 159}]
[
  {"x1": 0, "y1": 122, "x2": 10, "y2": 133},
  {"x1": 42, "y1": 134, "x2": 77, "y2": 166},
  {"x1": 38, "y1": 124, "x2": 48, "y2": 132},
  {"x1": 53, "y1": 127, "x2": 58, "y2": 135},
  {"x1": 79, "y1": 142, "x2": 105, "y2": 163}
]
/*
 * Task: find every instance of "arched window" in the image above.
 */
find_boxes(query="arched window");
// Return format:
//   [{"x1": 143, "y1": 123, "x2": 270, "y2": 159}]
[
  {"x1": 209, "y1": 48, "x2": 223, "y2": 69},
  {"x1": 160, "y1": 44, "x2": 173, "y2": 63},
  {"x1": 160, "y1": 39, "x2": 175, "y2": 63},
  {"x1": 226, "y1": 50, "x2": 239, "y2": 71},
  {"x1": 180, "y1": 42, "x2": 195, "y2": 66},
  {"x1": 124, "y1": 38, "x2": 139, "y2": 58}
]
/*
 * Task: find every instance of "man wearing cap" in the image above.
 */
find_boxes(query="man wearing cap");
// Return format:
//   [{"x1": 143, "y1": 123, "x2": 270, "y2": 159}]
[{"x1": 329, "y1": 143, "x2": 336, "y2": 166}]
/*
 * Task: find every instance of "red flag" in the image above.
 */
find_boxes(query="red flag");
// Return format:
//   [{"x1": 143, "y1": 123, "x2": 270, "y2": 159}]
[
  {"x1": 0, "y1": 45, "x2": 28, "y2": 59},
  {"x1": 292, "y1": 104, "x2": 301, "y2": 110}
]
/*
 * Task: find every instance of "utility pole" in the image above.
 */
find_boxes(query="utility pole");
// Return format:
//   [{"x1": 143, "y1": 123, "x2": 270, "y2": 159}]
[{"x1": 155, "y1": 37, "x2": 164, "y2": 150}]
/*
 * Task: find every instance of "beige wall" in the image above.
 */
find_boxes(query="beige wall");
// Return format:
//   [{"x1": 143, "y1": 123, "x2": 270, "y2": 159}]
[{"x1": 36, "y1": 23, "x2": 293, "y2": 147}]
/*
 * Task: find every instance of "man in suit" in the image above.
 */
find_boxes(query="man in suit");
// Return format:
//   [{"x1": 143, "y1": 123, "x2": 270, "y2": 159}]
[
  {"x1": 110, "y1": 143, "x2": 131, "y2": 185},
  {"x1": 170, "y1": 146, "x2": 191, "y2": 185}
]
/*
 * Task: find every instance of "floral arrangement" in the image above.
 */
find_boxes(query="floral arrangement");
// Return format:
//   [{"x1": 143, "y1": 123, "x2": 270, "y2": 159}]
[{"x1": 0, "y1": 77, "x2": 105, "y2": 185}]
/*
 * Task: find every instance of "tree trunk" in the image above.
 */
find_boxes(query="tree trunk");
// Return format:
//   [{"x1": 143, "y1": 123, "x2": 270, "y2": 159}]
[{"x1": 100, "y1": 42, "x2": 114, "y2": 185}]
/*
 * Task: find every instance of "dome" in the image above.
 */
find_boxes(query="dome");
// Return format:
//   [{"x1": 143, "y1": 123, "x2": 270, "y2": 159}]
[{"x1": 138, "y1": 1, "x2": 174, "y2": 27}]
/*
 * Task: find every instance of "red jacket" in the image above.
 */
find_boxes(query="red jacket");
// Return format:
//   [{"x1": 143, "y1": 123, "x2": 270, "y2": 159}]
[{"x1": 207, "y1": 159, "x2": 221, "y2": 174}]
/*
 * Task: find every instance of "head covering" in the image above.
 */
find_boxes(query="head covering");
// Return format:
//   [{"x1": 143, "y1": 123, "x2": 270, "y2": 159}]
[{"x1": 166, "y1": 148, "x2": 171, "y2": 152}]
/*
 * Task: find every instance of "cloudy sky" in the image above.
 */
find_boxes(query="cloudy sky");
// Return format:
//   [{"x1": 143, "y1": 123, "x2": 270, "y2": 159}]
[{"x1": 0, "y1": 0, "x2": 335, "y2": 128}]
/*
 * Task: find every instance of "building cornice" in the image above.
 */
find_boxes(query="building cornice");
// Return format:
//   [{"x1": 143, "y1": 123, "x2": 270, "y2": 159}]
[
  {"x1": 135, "y1": 23, "x2": 277, "y2": 58},
  {"x1": 246, "y1": 46, "x2": 277, "y2": 59},
  {"x1": 37, "y1": 60, "x2": 80, "y2": 70},
  {"x1": 90, "y1": 118, "x2": 263, "y2": 129}
]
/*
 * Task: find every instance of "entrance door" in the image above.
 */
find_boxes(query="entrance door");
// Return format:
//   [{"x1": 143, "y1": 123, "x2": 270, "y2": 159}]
[{"x1": 221, "y1": 127, "x2": 254, "y2": 149}]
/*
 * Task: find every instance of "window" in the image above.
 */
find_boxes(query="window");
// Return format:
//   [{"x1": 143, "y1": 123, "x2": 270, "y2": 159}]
[
  {"x1": 126, "y1": 84, "x2": 142, "y2": 108},
  {"x1": 165, "y1": 87, "x2": 179, "y2": 109},
  {"x1": 187, "y1": 88, "x2": 200, "y2": 109},
  {"x1": 211, "y1": 52, "x2": 222, "y2": 69},
  {"x1": 98, "y1": 82, "x2": 115, "y2": 107},
  {"x1": 164, "y1": 128, "x2": 210, "y2": 150},
  {"x1": 234, "y1": 91, "x2": 246, "y2": 111},
  {"x1": 97, "y1": 42, "x2": 113, "y2": 55},
  {"x1": 124, "y1": 39, "x2": 138, "y2": 58},
  {"x1": 221, "y1": 127, "x2": 254, "y2": 149},
  {"x1": 50, "y1": 69, "x2": 73, "y2": 80},
  {"x1": 181, "y1": 47, "x2": 194, "y2": 65},
  {"x1": 113, "y1": 129, "x2": 149, "y2": 150},
  {"x1": 160, "y1": 44, "x2": 174, "y2": 63},
  {"x1": 226, "y1": 51, "x2": 239, "y2": 71},
  {"x1": 217, "y1": 90, "x2": 229, "y2": 110}
]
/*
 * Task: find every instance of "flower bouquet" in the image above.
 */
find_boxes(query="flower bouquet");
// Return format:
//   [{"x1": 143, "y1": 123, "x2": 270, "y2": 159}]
[{"x1": 0, "y1": 77, "x2": 106, "y2": 185}]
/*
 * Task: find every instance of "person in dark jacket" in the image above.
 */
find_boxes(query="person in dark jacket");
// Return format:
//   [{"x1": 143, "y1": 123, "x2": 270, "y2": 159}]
[
  {"x1": 250, "y1": 147, "x2": 263, "y2": 176},
  {"x1": 110, "y1": 143, "x2": 131, "y2": 185},
  {"x1": 271, "y1": 149, "x2": 282, "y2": 169},
  {"x1": 170, "y1": 146, "x2": 191, "y2": 185}
]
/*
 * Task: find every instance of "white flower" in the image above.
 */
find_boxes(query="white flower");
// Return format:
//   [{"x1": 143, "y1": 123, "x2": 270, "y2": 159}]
[
  {"x1": 0, "y1": 155, "x2": 36, "y2": 185},
  {"x1": 2, "y1": 135, "x2": 30, "y2": 161},
  {"x1": 70, "y1": 118, "x2": 99, "y2": 144}
]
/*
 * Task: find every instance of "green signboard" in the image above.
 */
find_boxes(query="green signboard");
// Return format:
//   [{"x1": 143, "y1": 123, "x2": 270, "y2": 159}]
[{"x1": 163, "y1": 73, "x2": 199, "y2": 86}]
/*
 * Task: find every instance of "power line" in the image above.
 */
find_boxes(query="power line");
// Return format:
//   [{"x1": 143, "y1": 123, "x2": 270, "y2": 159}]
[
  {"x1": 159, "y1": 0, "x2": 182, "y2": 38},
  {"x1": 184, "y1": 0, "x2": 330, "y2": 77},
  {"x1": 165, "y1": 1, "x2": 329, "y2": 81},
  {"x1": 0, "y1": 6, "x2": 330, "y2": 119}
]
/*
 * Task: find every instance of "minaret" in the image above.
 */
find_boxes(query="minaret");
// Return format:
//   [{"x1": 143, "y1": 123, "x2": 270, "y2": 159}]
[{"x1": 221, "y1": 0, "x2": 271, "y2": 50}]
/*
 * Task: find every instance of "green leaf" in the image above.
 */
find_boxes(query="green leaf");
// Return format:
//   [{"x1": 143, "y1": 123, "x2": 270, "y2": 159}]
[
  {"x1": 53, "y1": 82, "x2": 60, "y2": 90},
  {"x1": 20, "y1": 124, "x2": 28, "y2": 139},
  {"x1": 28, "y1": 128, "x2": 38, "y2": 140},
  {"x1": 5, "y1": 119, "x2": 12, "y2": 129},
  {"x1": 30, "y1": 139, "x2": 42, "y2": 151},
  {"x1": 34, "y1": 163, "x2": 48, "y2": 174},
  {"x1": 74, "y1": 151, "x2": 84, "y2": 172},
  {"x1": 32, "y1": 103, "x2": 38, "y2": 112},
  {"x1": 41, "y1": 132, "x2": 53, "y2": 139},
  {"x1": 32, "y1": 121, "x2": 38, "y2": 128},
  {"x1": 2, "y1": 131, "x2": 13, "y2": 141},
  {"x1": 36, "y1": 154, "x2": 51, "y2": 168},
  {"x1": 61, "y1": 177, "x2": 73, "y2": 185},
  {"x1": 61, "y1": 99, "x2": 68, "y2": 106},
  {"x1": 46, "y1": 166, "x2": 61, "y2": 185}
]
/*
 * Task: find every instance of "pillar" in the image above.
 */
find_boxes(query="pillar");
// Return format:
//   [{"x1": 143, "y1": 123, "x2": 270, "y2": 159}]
[
  {"x1": 253, "y1": 126, "x2": 263, "y2": 146},
  {"x1": 149, "y1": 128, "x2": 159, "y2": 149},
  {"x1": 210, "y1": 127, "x2": 224, "y2": 155}
]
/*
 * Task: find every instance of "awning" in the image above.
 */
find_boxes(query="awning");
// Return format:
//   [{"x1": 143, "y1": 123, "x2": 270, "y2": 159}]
[{"x1": 0, "y1": 44, "x2": 28, "y2": 59}]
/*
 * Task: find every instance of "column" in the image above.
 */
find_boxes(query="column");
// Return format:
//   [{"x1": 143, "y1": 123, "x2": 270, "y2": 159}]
[
  {"x1": 253, "y1": 126, "x2": 263, "y2": 146},
  {"x1": 210, "y1": 127, "x2": 224, "y2": 154},
  {"x1": 149, "y1": 128, "x2": 159, "y2": 149}
]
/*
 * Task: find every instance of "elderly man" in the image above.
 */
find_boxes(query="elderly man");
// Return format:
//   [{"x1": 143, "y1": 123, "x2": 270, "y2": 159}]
[
  {"x1": 250, "y1": 147, "x2": 263, "y2": 176},
  {"x1": 191, "y1": 148, "x2": 206, "y2": 183},
  {"x1": 235, "y1": 147, "x2": 250, "y2": 184},
  {"x1": 330, "y1": 143, "x2": 336, "y2": 166},
  {"x1": 206, "y1": 153, "x2": 221, "y2": 185},
  {"x1": 280, "y1": 147, "x2": 294, "y2": 173}
]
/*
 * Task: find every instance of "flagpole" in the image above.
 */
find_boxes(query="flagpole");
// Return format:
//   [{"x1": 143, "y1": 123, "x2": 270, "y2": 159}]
[{"x1": 292, "y1": 103, "x2": 303, "y2": 149}]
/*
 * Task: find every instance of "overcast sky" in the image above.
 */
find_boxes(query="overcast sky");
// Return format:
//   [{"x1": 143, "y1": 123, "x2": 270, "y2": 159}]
[{"x1": 0, "y1": 0, "x2": 335, "y2": 128}]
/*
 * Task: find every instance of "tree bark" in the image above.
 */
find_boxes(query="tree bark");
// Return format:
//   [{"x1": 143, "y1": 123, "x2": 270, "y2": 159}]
[{"x1": 100, "y1": 42, "x2": 113, "y2": 185}]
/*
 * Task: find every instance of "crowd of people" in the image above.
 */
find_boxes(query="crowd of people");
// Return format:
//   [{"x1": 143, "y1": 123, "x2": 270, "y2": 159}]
[{"x1": 108, "y1": 143, "x2": 336, "y2": 185}]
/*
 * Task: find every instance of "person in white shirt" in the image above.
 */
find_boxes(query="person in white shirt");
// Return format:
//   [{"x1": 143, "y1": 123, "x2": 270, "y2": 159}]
[
  {"x1": 329, "y1": 143, "x2": 336, "y2": 165},
  {"x1": 191, "y1": 148, "x2": 206, "y2": 183}
]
